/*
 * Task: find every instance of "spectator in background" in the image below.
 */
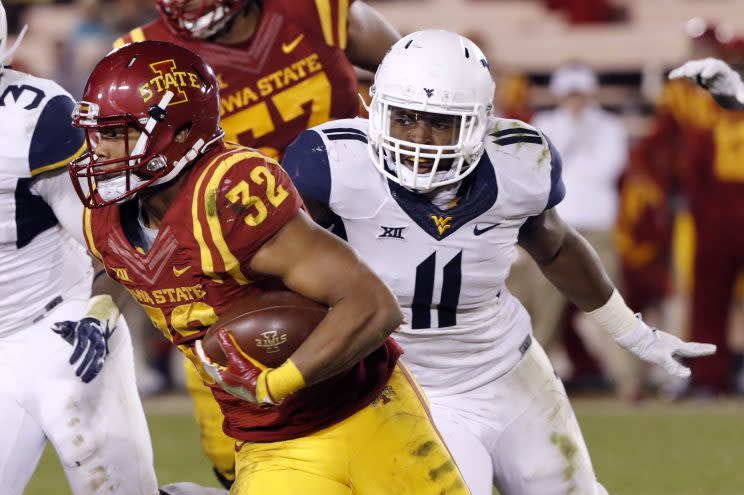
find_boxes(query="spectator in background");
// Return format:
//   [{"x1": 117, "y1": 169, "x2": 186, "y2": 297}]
[
  {"x1": 510, "y1": 63, "x2": 638, "y2": 400},
  {"x1": 620, "y1": 23, "x2": 744, "y2": 396},
  {"x1": 53, "y1": 0, "x2": 113, "y2": 98}
]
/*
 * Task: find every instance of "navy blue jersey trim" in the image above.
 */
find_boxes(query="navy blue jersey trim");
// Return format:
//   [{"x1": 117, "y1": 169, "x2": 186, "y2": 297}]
[
  {"x1": 282, "y1": 130, "x2": 332, "y2": 206},
  {"x1": 29, "y1": 94, "x2": 85, "y2": 175},
  {"x1": 327, "y1": 134, "x2": 368, "y2": 143},
  {"x1": 491, "y1": 127, "x2": 540, "y2": 138},
  {"x1": 544, "y1": 135, "x2": 566, "y2": 210},
  {"x1": 387, "y1": 153, "x2": 498, "y2": 241},
  {"x1": 494, "y1": 135, "x2": 544, "y2": 147},
  {"x1": 15, "y1": 177, "x2": 58, "y2": 248}
]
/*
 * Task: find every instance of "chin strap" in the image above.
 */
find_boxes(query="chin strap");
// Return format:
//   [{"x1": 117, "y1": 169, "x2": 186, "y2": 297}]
[{"x1": 129, "y1": 91, "x2": 174, "y2": 167}]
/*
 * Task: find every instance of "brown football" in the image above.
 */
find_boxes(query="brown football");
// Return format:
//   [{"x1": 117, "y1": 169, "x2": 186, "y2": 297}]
[{"x1": 202, "y1": 291, "x2": 328, "y2": 368}]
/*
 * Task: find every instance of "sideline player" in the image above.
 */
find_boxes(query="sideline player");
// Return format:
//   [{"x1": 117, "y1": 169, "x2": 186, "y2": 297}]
[
  {"x1": 282, "y1": 30, "x2": 716, "y2": 495},
  {"x1": 0, "y1": 3, "x2": 158, "y2": 493},
  {"x1": 670, "y1": 57, "x2": 744, "y2": 110},
  {"x1": 113, "y1": 2, "x2": 400, "y2": 482},
  {"x1": 69, "y1": 40, "x2": 470, "y2": 495}
]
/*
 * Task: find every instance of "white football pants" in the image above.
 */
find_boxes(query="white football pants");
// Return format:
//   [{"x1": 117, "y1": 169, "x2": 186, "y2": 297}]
[
  {"x1": 0, "y1": 291, "x2": 158, "y2": 495},
  {"x1": 429, "y1": 340, "x2": 608, "y2": 495}
]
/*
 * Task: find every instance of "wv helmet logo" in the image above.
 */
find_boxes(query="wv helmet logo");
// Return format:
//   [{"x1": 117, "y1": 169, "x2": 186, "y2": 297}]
[
  {"x1": 138, "y1": 59, "x2": 203, "y2": 106},
  {"x1": 430, "y1": 215, "x2": 453, "y2": 235},
  {"x1": 378, "y1": 226, "x2": 406, "y2": 239},
  {"x1": 423, "y1": 88, "x2": 434, "y2": 97}
]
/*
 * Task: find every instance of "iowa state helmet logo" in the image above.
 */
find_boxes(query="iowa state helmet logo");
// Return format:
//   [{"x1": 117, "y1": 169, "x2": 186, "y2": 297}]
[{"x1": 138, "y1": 59, "x2": 202, "y2": 106}]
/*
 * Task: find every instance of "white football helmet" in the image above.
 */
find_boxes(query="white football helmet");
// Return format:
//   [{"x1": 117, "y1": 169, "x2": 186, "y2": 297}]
[
  {"x1": 366, "y1": 29, "x2": 495, "y2": 192},
  {"x1": 0, "y1": 0, "x2": 27, "y2": 73}
]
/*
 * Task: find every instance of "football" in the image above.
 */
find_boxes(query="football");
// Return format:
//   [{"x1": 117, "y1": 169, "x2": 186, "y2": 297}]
[{"x1": 201, "y1": 291, "x2": 328, "y2": 368}]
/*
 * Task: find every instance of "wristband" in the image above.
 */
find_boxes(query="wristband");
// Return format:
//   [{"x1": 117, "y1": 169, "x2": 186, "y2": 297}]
[
  {"x1": 584, "y1": 289, "x2": 637, "y2": 340},
  {"x1": 86, "y1": 295, "x2": 120, "y2": 326},
  {"x1": 261, "y1": 359, "x2": 306, "y2": 403}
]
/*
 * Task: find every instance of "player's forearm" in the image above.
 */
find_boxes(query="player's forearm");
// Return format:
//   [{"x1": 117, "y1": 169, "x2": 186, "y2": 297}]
[
  {"x1": 533, "y1": 228, "x2": 614, "y2": 312},
  {"x1": 289, "y1": 281, "x2": 403, "y2": 386},
  {"x1": 345, "y1": 1, "x2": 401, "y2": 72}
]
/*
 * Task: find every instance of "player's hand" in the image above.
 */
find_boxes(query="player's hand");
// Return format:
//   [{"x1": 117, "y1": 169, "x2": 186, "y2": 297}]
[
  {"x1": 52, "y1": 317, "x2": 115, "y2": 383},
  {"x1": 195, "y1": 329, "x2": 277, "y2": 406},
  {"x1": 669, "y1": 58, "x2": 744, "y2": 103},
  {"x1": 51, "y1": 295, "x2": 119, "y2": 383},
  {"x1": 615, "y1": 317, "x2": 717, "y2": 378}
]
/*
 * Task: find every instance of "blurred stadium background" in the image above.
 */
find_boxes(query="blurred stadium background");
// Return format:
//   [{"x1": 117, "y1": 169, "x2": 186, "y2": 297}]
[{"x1": 5, "y1": 0, "x2": 744, "y2": 493}]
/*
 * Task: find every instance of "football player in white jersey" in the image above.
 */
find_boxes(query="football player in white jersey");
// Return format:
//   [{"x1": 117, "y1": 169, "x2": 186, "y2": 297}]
[
  {"x1": 0, "y1": 7, "x2": 230, "y2": 495},
  {"x1": 0, "y1": 4, "x2": 162, "y2": 494},
  {"x1": 282, "y1": 30, "x2": 717, "y2": 495}
]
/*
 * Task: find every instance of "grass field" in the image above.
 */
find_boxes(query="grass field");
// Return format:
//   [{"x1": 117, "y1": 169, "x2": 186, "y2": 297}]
[{"x1": 26, "y1": 396, "x2": 744, "y2": 495}]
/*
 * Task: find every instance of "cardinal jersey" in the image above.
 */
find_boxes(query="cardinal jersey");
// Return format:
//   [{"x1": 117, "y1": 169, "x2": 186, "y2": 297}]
[
  {"x1": 284, "y1": 117, "x2": 564, "y2": 396},
  {"x1": 0, "y1": 69, "x2": 88, "y2": 336},
  {"x1": 113, "y1": 0, "x2": 358, "y2": 161},
  {"x1": 82, "y1": 143, "x2": 400, "y2": 442}
]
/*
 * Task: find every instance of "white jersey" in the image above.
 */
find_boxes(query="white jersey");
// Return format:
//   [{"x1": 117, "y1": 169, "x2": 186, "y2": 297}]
[
  {"x1": 284, "y1": 117, "x2": 565, "y2": 395},
  {"x1": 0, "y1": 69, "x2": 90, "y2": 336}
]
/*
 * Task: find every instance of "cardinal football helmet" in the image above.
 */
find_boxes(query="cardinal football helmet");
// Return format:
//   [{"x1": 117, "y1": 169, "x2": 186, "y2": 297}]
[
  {"x1": 366, "y1": 30, "x2": 495, "y2": 192},
  {"x1": 156, "y1": 0, "x2": 251, "y2": 39},
  {"x1": 70, "y1": 40, "x2": 223, "y2": 207}
]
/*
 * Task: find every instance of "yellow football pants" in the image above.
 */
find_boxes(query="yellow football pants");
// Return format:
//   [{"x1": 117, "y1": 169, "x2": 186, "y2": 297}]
[{"x1": 185, "y1": 360, "x2": 470, "y2": 495}]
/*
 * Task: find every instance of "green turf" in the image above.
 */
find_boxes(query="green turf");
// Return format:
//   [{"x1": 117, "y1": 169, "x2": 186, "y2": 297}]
[{"x1": 25, "y1": 398, "x2": 744, "y2": 495}]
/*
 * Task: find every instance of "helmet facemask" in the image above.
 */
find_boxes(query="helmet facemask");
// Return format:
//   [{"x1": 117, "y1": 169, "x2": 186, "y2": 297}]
[
  {"x1": 367, "y1": 92, "x2": 488, "y2": 193},
  {"x1": 365, "y1": 30, "x2": 495, "y2": 194},
  {"x1": 156, "y1": 0, "x2": 248, "y2": 39},
  {"x1": 70, "y1": 91, "x2": 216, "y2": 207}
]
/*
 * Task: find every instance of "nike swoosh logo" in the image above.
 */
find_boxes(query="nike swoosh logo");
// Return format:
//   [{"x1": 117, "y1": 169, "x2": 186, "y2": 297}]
[
  {"x1": 473, "y1": 223, "x2": 501, "y2": 236},
  {"x1": 282, "y1": 34, "x2": 304, "y2": 54},
  {"x1": 173, "y1": 265, "x2": 191, "y2": 277}
]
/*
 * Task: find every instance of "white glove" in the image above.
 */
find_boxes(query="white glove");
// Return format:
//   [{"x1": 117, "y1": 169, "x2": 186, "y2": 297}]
[
  {"x1": 669, "y1": 58, "x2": 744, "y2": 103},
  {"x1": 615, "y1": 317, "x2": 717, "y2": 378}
]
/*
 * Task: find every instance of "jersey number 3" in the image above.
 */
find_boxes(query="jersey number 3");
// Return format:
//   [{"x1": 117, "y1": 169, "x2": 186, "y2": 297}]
[{"x1": 411, "y1": 251, "x2": 462, "y2": 329}]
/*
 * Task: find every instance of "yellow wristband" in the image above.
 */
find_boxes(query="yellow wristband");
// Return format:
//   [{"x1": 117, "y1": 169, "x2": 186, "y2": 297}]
[
  {"x1": 86, "y1": 295, "x2": 120, "y2": 326},
  {"x1": 261, "y1": 359, "x2": 306, "y2": 403}
]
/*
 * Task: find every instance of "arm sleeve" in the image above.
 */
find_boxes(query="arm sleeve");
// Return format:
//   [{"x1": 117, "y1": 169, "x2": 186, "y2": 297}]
[
  {"x1": 28, "y1": 94, "x2": 86, "y2": 177},
  {"x1": 544, "y1": 135, "x2": 566, "y2": 210},
  {"x1": 282, "y1": 129, "x2": 332, "y2": 207},
  {"x1": 31, "y1": 170, "x2": 85, "y2": 246}
]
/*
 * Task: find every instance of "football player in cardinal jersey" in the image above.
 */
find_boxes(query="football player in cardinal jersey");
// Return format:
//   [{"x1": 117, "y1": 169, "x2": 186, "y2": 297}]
[
  {"x1": 113, "y1": 2, "x2": 399, "y2": 482},
  {"x1": 0, "y1": 3, "x2": 159, "y2": 494},
  {"x1": 70, "y1": 40, "x2": 470, "y2": 495},
  {"x1": 282, "y1": 30, "x2": 717, "y2": 495},
  {"x1": 114, "y1": 0, "x2": 398, "y2": 161}
]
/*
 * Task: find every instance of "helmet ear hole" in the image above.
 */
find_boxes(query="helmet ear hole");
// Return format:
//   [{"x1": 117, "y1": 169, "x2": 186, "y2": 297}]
[{"x1": 175, "y1": 123, "x2": 192, "y2": 143}]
